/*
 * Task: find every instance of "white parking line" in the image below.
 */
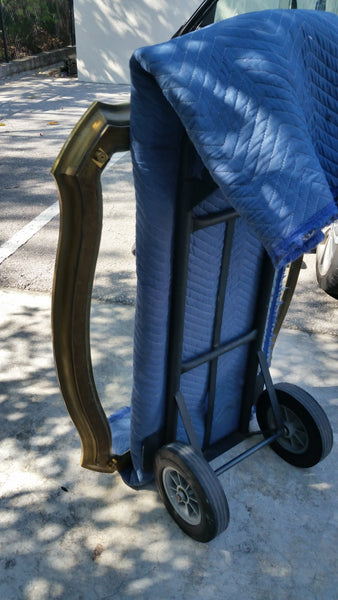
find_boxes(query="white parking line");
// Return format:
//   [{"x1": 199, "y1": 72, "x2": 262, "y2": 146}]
[
  {"x1": 0, "y1": 202, "x2": 59, "y2": 265},
  {"x1": 0, "y1": 151, "x2": 128, "y2": 265}
]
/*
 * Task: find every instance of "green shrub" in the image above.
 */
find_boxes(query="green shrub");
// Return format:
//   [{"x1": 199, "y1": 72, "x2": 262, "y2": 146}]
[{"x1": 1, "y1": 0, "x2": 73, "y2": 60}]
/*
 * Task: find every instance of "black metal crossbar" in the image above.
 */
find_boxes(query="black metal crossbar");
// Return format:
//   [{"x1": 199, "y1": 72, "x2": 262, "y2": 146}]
[
  {"x1": 192, "y1": 208, "x2": 238, "y2": 231},
  {"x1": 181, "y1": 329, "x2": 258, "y2": 374},
  {"x1": 213, "y1": 431, "x2": 282, "y2": 477}
]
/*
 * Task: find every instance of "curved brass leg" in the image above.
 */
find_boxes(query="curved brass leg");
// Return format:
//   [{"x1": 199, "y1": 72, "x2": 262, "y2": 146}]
[{"x1": 52, "y1": 101, "x2": 131, "y2": 473}]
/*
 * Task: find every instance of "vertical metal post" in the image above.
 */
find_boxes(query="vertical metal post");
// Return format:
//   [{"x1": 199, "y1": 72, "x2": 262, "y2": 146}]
[
  {"x1": 238, "y1": 252, "x2": 276, "y2": 434},
  {"x1": 203, "y1": 217, "x2": 236, "y2": 448},
  {"x1": 0, "y1": 0, "x2": 9, "y2": 63},
  {"x1": 164, "y1": 136, "x2": 195, "y2": 444}
]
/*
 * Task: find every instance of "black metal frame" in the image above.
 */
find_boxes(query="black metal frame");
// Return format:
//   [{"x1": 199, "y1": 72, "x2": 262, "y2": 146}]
[{"x1": 156, "y1": 135, "x2": 286, "y2": 476}]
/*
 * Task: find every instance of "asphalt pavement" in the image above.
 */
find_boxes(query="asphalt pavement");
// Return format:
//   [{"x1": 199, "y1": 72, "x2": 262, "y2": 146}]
[{"x1": 0, "y1": 69, "x2": 337, "y2": 600}]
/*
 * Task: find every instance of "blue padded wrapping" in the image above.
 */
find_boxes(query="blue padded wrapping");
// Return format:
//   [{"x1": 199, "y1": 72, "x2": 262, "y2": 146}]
[
  {"x1": 132, "y1": 10, "x2": 338, "y2": 268},
  {"x1": 109, "y1": 10, "x2": 338, "y2": 487}
]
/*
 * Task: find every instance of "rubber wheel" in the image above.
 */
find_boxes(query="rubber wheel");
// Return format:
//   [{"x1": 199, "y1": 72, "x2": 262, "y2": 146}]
[
  {"x1": 316, "y1": 222, "x2": 338, "y2": 299},
  {"x1": 256, "y1": 383, "x2": 333, "y2": 468},
  {"x1": 154, "y1": 442, "x2": 229, "y2": 542}
]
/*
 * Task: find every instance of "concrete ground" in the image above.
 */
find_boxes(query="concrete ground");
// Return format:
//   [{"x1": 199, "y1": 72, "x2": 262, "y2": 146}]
[{"x1": 0, "y1": 70, "x2": 337, "y2": 600}]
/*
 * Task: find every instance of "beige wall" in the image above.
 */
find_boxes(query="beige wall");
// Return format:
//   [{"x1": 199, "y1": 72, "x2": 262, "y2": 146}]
[
  {"x1": 74, "y1": 0, "x2": 338, "y2": 84},
  {"x1": 74, "y1": 0, "x2": 201, "y2": 84}
]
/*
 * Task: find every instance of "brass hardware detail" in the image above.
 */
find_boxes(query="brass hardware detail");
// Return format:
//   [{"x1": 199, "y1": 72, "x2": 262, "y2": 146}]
[
  {"x1": 107, "y1": 458, "x2": 118, "y2": 472},
  {"x1": 92, "y1": 147, "x2": 109, "y2": 168}
]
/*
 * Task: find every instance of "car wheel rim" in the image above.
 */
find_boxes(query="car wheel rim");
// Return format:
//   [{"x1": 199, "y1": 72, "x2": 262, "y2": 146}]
[
  {"x1": 162, "y1": 467, "x2": 201, "y2": 525},
  {"x1": 317, "y1": 225, "x2": 336, "y2": 277}
]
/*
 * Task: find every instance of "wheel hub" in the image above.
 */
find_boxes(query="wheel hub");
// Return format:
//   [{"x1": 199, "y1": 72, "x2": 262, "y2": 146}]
[
  {"x1": 176, "y1": 487, "x2": 188, "y2": 504},
  {"x1": 283, "y1": 420, "x2": 297, "y2": 439},
  {"x1": 162, "y1": 466, "x2": 202, "y2": 526},
  {"x1": 278, "y1": 406, "x2": 309, "y2": 454}
]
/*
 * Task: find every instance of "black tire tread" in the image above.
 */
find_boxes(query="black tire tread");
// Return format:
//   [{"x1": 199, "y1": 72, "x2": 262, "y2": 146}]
[
  {"x1": 275, "y1": 383, "x2": 333, "y2": 461},
  {"x1": 154, "y1": 442, "x2": 229, "y2": 542},
  {"x1": 172, "y1": 442, "x2": 229, "y2": 535},
  {"x1": 256, "y1": 382, "x2": 333, "y2": 467}
]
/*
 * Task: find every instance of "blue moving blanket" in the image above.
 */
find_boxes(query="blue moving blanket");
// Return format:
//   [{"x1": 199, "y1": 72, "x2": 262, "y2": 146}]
[{"x1": 109, "y1": 10, "x2": 338, "y2": 487}]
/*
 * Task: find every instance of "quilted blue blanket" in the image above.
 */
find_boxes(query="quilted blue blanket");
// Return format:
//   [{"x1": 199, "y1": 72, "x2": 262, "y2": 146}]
[{"x1": 110, "y1": 10, "x2": 338, "y2": 487}]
